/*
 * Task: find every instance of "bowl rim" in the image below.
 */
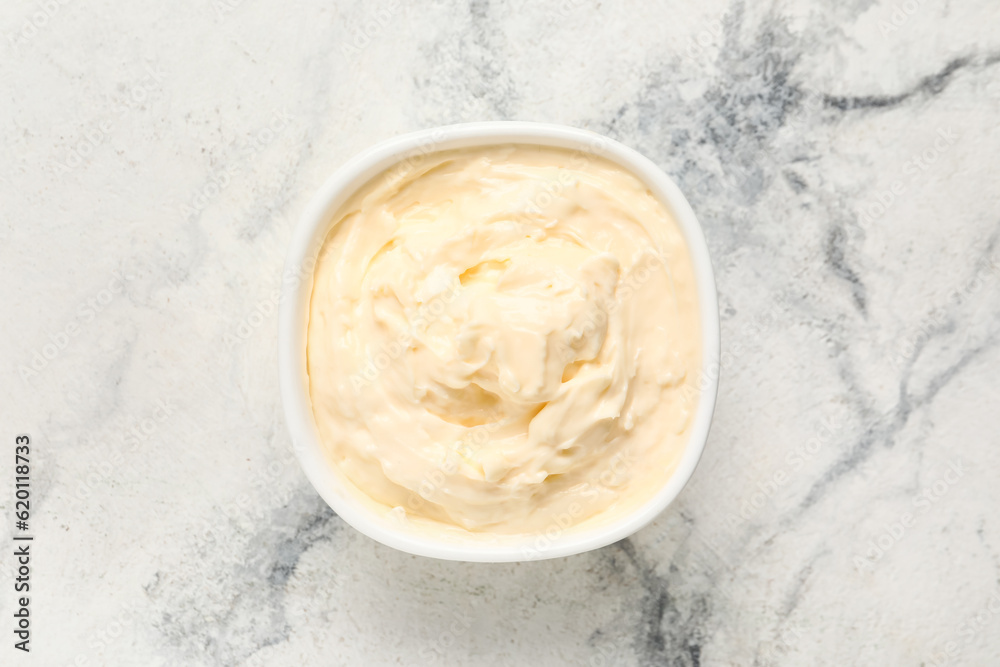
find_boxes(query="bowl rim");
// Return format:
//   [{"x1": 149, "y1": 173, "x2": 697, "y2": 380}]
[{"x1": 279, "y1": 121, "x2": 720, "y2": 562}]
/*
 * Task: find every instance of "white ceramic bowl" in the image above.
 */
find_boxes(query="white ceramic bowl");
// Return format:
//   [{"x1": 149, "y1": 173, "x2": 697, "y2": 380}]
[{"x1": 279, "y1": 122, "x2": 720, "y2": 562}]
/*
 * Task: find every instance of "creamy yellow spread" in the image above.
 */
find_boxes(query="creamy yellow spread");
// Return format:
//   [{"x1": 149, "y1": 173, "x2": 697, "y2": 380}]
[{"x1": 307, "y1": 144, "x2": 700, "y2": 536}]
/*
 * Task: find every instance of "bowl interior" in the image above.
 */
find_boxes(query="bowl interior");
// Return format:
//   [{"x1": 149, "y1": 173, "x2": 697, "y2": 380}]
[{"x1": 279, "y1": 122, "x2": 720, "y2": 562}]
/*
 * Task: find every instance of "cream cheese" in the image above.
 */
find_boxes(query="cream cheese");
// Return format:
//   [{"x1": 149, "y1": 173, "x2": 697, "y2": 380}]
[{"x1": 307, "y1": 144, "x2": 700, "y2": 535}]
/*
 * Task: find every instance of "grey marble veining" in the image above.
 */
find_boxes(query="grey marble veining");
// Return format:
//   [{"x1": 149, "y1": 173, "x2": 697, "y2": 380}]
[{"x1": 2, "y1": 0, "x2": 999, "y2": 664}]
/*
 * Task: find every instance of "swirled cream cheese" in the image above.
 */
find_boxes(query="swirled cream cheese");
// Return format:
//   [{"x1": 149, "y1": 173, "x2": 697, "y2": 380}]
[{"x1": 307, "y1": 144, "x2": 700, "y2": 536}]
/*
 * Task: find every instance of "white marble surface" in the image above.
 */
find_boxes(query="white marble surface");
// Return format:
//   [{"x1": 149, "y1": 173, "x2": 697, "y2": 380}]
[{"x1": 2, "y1": 0, "x2": 1000, "y2": 664}]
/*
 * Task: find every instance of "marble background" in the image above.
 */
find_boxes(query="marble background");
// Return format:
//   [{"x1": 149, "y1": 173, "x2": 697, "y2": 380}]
[{"x1": 2, "y1": 0, "x2": 1000, "y2": 664}]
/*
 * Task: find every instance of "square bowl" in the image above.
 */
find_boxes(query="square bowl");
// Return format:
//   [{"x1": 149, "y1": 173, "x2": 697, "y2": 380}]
[{"x1": 279, "y1": 122, "x2": 720, "y2": 562}]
